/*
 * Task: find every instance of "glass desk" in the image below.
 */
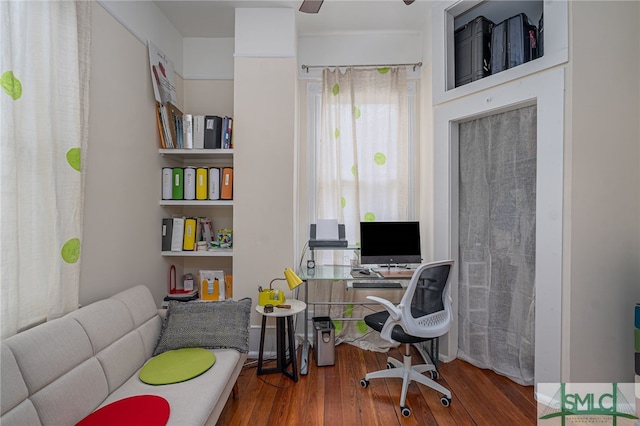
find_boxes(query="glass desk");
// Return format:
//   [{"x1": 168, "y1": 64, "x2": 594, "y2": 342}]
[{"x1": 297, "y1": 265, "x2": 410, "y2": 375}]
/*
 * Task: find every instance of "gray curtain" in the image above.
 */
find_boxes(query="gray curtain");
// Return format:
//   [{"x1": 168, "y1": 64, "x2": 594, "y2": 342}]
[{"x1": 457, "y1": 105, "x2": 536, "y2": 386}]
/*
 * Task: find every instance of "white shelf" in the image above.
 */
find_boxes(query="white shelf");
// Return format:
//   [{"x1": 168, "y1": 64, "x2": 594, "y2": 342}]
[
  {"x1": 161, "y1": 249, "x2": 233, "y2": 257},
  {"x1": 160, "y1": 200, "x2": 233, "y2": 207},
  {"x1": 159, "y1": 149, "x2": 233, "y2": 160}
]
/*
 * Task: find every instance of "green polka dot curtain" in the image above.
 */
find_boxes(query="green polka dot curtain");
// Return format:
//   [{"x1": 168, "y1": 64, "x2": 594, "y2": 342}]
[
  {"x1": 0, "y1": 2, "x2": 90, "y2": 338},
  {"x1": 311, "y1": 67, "x2": 411, "y2": 351}
]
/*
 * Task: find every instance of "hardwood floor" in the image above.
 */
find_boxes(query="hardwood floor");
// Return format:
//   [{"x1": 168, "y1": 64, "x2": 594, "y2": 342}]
[{"x1": 216, "y1": 343, "x2": 536, "y2": 425}]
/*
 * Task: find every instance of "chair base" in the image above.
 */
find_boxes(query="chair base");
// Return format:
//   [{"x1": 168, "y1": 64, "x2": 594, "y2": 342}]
[{"x1": 363, "y1": 343, "x2": 451, "y2": 410}]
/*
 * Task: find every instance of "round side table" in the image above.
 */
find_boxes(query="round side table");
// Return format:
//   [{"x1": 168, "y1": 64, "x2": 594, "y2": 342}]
[{"x1": 255, "y1": 299, "x2": 306, "y2": 382}]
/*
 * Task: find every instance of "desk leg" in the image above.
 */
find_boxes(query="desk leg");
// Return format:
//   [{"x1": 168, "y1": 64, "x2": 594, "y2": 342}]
[{"x1": 300, "y1": 279, "x2": 309, "y2": 375}]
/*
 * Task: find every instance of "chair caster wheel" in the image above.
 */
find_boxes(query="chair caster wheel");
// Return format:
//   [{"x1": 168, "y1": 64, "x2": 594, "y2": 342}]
[
  {"x1": 360, "y1": 378, "x2": 369, "y2": 388},
  {"x1": 386, "y1": 362, "x2": 395, "y2": 369},
  {"x1": 401, "y1": 406, "x2": 411, "y2": 417},
  {"x1": 440, "y1": 396, "x2": 451, "y2": 407},
  {"x1": 429, "y1": 369, "x2": 440, "y2": 380}
]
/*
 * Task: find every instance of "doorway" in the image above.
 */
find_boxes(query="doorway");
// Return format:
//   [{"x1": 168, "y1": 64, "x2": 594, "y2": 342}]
[
  {"x1": 457, "y1": 105, "x2": 536, "y2": 385},
  {"x1": 432, "y1": 68, "x2": 564, "y2": 390}
]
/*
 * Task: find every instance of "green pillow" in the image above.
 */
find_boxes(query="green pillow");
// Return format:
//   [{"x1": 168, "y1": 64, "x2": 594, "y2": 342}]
[
  {"x1": 153, "y1": 298, "x2": 251, "y2": 356},
  {"x1": 140, "y1": 347, "x2": 215, "y2": 385}
]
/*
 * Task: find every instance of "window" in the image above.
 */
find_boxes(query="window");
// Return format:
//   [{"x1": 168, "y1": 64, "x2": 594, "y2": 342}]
[{"x1": 305, "y1": 68, "x2": 417, "y2": 264}]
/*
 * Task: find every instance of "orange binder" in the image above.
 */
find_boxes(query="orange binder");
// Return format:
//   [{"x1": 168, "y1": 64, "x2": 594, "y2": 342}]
[
  {"x1": 196, "y1": 167, "x2": 208, "y2": 200},
  {"x1": 221, "y1": 167, "x2": 233, "y2": 200},
  {"x1": 224, "y1": 274, "x2": 233, "y2": 299},
  {"x1": 183, "y1": 218, "x2": 196, "y2": 251}
]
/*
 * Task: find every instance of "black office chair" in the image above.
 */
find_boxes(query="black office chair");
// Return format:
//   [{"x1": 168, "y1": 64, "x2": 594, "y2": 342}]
[{"x1": 360, "y1": 260, "x2": 454, "y2": 417}]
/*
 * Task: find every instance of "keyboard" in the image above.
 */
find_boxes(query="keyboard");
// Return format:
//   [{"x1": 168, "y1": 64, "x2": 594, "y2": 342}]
[{"x1": 351, "y1": 281, "x2": 403, "y2": 289}]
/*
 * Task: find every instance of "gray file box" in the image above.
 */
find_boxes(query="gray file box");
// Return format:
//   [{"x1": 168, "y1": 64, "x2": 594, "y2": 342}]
[{"x1": 312, "y1": 316, "x2": 335, "y2": 366}]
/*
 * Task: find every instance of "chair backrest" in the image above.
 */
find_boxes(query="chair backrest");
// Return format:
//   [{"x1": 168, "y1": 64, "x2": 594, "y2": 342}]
[{"x1": 398, "y1": 260, "x2": 454, "y2": 339}]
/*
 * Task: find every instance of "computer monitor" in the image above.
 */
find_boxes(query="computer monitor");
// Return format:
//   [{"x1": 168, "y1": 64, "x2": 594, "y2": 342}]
[{"x1": 359, "y1": 221, "x2": 422, "y2": 266}]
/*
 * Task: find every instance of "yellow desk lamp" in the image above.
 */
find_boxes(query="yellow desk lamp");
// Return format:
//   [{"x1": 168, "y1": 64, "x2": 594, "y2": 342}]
[{"x1": 258, "y1": 268, "x2": 303, "y2": 306}]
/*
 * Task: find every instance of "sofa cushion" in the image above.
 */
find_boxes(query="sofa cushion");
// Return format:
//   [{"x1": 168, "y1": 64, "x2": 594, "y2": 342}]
[
  {"x1": 76, "y1": 395, "x2": 170, "y2": 426},
  {"x1": 102, "y1": 349, "x2": 243, "y2": 426},
  {"x1": 153, "y1": 298, "x2": 251, "y2": 356},
  {"x1": 139, "y1": 348, "x2": 215, "y2": 385}
]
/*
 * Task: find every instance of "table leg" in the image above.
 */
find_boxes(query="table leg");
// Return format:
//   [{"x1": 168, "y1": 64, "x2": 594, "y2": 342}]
[
  {"x1": 286, "y1": 315, "x2": 298, "y2": 382},
  {"x1": 257, "y1": 315, "x2": 268, "y2": 376},
  {"x1": 300, "y1": 279, "x2": 309, "y2": 375}
]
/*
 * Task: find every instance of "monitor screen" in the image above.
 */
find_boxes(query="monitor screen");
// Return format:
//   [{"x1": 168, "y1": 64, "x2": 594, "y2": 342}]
[{"x1": 359, "y1": 221, "x2": 422, "y2": 266}]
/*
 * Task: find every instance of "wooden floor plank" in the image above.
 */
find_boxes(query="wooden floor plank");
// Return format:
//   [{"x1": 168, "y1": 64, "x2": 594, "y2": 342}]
[{"x1": 217, "y1": 343, "x2": 536, "y2": 425}]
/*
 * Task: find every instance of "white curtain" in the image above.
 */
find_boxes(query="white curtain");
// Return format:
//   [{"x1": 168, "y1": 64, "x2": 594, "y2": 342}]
[
  {"x1": 0, "y1": 1, "x2": 90, "y2": 338},
  {"x1": 312, "y1": 67, "x2": 408, "y2": 350},
  {"x1": 457, "y1": 105, "x2": 537, "y2": 385}
]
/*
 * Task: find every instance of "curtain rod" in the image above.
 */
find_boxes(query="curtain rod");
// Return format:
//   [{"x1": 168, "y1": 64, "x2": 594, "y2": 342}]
[{"x1": 301, "y1": 62, "x2": 422, "y2": 73}]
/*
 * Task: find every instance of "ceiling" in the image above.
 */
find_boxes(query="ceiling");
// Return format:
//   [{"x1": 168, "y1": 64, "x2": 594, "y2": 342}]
[{"x1": 153, "y1": 0, "x2": 432, "y2": 38}]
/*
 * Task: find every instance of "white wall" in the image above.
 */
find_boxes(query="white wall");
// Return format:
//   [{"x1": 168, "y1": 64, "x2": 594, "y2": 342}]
[
  {"x1": 82, "y1": 2, "x2": 177, "y2": 306},
  {"x1": 566, "y1": 0, "x2": 640, "y2": 383}
]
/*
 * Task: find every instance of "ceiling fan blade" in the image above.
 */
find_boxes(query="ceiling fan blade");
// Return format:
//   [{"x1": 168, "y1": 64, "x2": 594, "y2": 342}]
[
  {"x1": 299, "y1": 0, "x2": 324, "y2": 14},
  {"x1": 403, "y1": 0, "x2": 415, "y2": 4}
]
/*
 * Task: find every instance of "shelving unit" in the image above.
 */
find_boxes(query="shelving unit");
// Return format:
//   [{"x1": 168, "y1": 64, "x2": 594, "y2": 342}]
[
  {"x1": 160, "y1": 148, "x2": 234, "y2": 291},
  {"x1": 432, "y1": 0, "x2": 568, "y2": 104}
]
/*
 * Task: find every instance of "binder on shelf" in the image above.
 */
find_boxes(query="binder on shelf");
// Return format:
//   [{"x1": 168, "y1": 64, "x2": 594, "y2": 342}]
[
  {"x1": 183, "y1": 114, "x2": 193, "y2": 149},
  {"x1": 161, "y1": 218, "x2": 173, "y2": 251},
  {"x1": 196, "y1": 167, "x2": 208, "y2": 200},
  {"x1": 166, "y1": 102, "x2": 183, "y2": 149},
  {"x1": 193, "y1": 115, "x2": 205, "y2": 149},
  {"x1": 221, "y1": 167, "x2": 233, "y2": 200},
  {"x1": 183, "y1": 217, "x2": 196, "y2": 251},
  {"x1": 194, "y1": 217, "x2": 202, "y2": 246},
  {"x1": 158, "y1": 103, "x2": 173, "y2": 148},
  {"x1": 172, "y1": 168, "x2": 184, "y2": 200},
  {"x1": 156, "y1": 103, "x2": 167, "y2": 149},
  {"x1": 224, "y1": 274, "x2": 233, "y2": 299},
  {"x1": 204, "y1": 115, "x2": 222, "y2": 149},
  {"x1": 222, "y1": 116, "x2": 233, "y2": 149},
  {"x1": 209, "y1": 167, "x2": 221, "y2": 200},
  {"x1": 162, "y1": 167, "x2": 172, "y2": 200},
  {"x1": 184, "y1": 167, "x2": 196, "y2": 200},
  {"x1": 170, "y1": 217, "x2": 185, "y2": 251}
]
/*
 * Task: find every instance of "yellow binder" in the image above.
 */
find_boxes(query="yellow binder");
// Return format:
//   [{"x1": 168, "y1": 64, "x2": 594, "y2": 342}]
[
  {"x1": 183, "y1": 218, "x2": 196, "y2": 251},
  {"x1": 196, "y1": 168, "x2": 208, "y2": 200}
]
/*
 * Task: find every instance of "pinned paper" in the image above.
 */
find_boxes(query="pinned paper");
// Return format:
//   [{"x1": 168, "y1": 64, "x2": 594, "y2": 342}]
[{"x1": 316, "y1": 219, "x2": 339, "y2": 240}]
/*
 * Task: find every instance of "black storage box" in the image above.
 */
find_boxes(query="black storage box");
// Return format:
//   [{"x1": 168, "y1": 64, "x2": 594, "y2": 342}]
[
  {"x1": 454, "y1": 16, "x2": 494, "y2": 87},
  {"x1": 491, "y1": 13, "x2": 538, "y2": 75},
  {"x1": 538, "y1": 14, "x2": 544, "y2": 58}
]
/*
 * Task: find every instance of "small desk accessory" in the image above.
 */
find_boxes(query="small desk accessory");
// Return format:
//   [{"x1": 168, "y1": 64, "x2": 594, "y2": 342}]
[{"x1": 258, "y1": 268, "x2": 304, "y2": 306}]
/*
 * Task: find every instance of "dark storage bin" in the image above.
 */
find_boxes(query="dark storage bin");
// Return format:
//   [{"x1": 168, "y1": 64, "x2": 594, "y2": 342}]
[
  {"x1": 312, "y1": 316, "x2": 335, "y2": 366},
  {"x1": 538, "y1": 14, "x2": 544, "y2": 57},
  {"x1": 491, "y1": 13, "x2": 538, "y2": 75},
  {"x1": 454, "y1": 16, "x2": 494, "y2": 87}
]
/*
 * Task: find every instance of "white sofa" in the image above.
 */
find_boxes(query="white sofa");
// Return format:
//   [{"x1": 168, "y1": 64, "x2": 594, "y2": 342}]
[{"x1": 0, "y1": 285, "x2": 248, "y2": 425}]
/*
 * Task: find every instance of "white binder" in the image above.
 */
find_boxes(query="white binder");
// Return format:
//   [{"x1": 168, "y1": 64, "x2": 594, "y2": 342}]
[
  {"x1": 184, "y1": 167, "x2": 196, "y2": 200},
  {"x1": 162, "y1": 167, "x2": 172, "y2": 200},
  {"x1": 171, "y1": 217, "x2": 185, "y2": 251},
  {"x1": 193, "y1": 115, "x2": 205, "y2": 149},
  {"x1": 183, "y1": 114, "x2": 193, "y2": 149},
  {"x1": 209, "y1": 167, "x2": 220, "y2": 200}
]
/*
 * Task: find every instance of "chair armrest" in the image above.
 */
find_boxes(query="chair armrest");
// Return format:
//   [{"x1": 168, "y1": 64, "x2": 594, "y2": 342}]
[{"x1": 366, "y1": 296, "x2": 401, "y2": 321}]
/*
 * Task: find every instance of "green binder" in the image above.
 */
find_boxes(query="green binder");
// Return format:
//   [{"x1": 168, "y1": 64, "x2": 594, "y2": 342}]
[{"x1": 172, "y1": 168, "x2": 184, "y2": 200}]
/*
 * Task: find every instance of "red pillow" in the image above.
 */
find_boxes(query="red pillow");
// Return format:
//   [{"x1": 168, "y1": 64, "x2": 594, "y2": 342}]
[{"x1": 76, "y1": 395, "x2": 170, "y2": 426}]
